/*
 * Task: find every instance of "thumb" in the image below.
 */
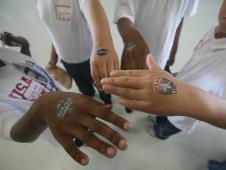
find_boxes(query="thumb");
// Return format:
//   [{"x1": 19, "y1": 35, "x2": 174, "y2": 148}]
[{"x1": 146, "y1": 53, "x2": 160, "y2": 71}]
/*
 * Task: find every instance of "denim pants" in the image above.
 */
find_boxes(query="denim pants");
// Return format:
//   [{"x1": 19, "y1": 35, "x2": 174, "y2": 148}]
[{"x1": 153, "y1": 116, "x2": 181, "y2": 140}]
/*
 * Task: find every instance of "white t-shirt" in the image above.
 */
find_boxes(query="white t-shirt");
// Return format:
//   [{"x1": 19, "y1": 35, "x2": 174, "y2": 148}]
[
  {"x1": 35, "y1": 0, "x2": 92, "y2": 63},
  {"x1": 0, "y1": 47, "x2": 59, "y2": 140},
  {"x1": 168, "y1": 27, "x2": 226, "y2": 132},
  {"x1": 114, "y1": 0, "x2": 199, "y2": 68}
]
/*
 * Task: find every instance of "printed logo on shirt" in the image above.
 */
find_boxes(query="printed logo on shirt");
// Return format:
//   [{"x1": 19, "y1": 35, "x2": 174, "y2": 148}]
[
  {"x1": 54, "y1": 0, "x2": 72, "y2": 22},
  {"x1": 14, "y1": 60, "x2": 59, "y2": 92},
  {"x1": 194, "y1": 39, "x2": 204, "y2": 53},
  {"x1": 9, "y1": 76, "x2": 49, "y2": 101}
]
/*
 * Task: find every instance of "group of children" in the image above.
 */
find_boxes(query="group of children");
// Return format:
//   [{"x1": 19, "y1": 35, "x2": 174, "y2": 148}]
[{"x1": 0, "y1": 0, "x2": 226, "y2": 169}]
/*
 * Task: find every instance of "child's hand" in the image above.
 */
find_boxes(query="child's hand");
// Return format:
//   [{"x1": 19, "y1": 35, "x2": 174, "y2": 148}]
[
  {"x1": 90, "y1": 46, "x2": 119, "y2": 89},
  {"x1": 118, "y1": 18, "x2": 149, "y2": 70},
  {"x1": 102, "y1": 54, "x2": 186, "y2": 115},
  {"x1": 32, "y1": 92, "x2": 130, "y2": 165}
]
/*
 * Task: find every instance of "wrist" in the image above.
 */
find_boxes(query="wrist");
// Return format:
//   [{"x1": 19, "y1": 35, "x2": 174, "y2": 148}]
[
  {"x1": 93, "y1": 38, "x2": 114, "y2": 49},
  {"x1": 117, "y1": 17, "x2": 134, "y2": 37}
]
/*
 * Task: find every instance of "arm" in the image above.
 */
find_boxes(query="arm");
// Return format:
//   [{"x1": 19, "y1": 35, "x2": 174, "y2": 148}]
[
  {"x1": 10, "y1": 92, "x2": 130, "y2": 165},
  {"x1": 166, "y1": 19, "x2": 184, "y2": 67},
  {"x1": 0, "y1": 32, "x2": 31, "y2": 56},
  {"x1": 82, "y1": 0, "x2": 119, "y2": 89},
  {"x1": 117, "y1": 18, "x2": 149, "y2": 70},
  {"x1": 101, "y1": 54, "x2": 226, "y2": 129},
  {"x1": 46, "y1": 45, "x2": 58, "y2": 71}
]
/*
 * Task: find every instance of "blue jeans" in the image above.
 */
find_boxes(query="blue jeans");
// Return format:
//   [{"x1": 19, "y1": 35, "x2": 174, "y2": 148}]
[
  {"x1": 208, "y1": 160, "x2": 226, "y2": 170},
  {"x1": 153, "y1": 116, "x2": 181, "y2": 140}
]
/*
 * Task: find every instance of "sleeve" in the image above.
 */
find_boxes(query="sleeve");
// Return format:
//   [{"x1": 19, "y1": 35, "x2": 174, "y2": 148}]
[
  {"x1": 113, "y1": 0, "x2": 135, "y2": 23},
  {"x1": 77, "y1": 0, "x2": 88, "y2": 12},
  {"x1": 184, "y1": 0, "x2": 199, "y2": 17},
  {"x1": 0, "y1": 102, "x2": 22, "y2": 141}
]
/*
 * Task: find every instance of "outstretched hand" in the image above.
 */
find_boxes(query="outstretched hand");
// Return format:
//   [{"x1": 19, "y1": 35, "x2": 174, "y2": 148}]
[
  {"x1": 31, "y1": 92, "x2": 130, "y2": 166},
  {"x1": 102, "y1": 54, "x2": 185, "y2": 115}
]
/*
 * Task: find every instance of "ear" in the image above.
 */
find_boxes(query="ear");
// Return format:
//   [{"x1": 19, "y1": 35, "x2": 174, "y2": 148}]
[{"x1": 146, "y1": 53, "x2": 160, "y2": 71}]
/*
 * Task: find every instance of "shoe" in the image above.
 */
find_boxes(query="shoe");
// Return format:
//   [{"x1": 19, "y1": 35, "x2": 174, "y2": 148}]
[
  {"x1": 147, "y1": 115, "x2": 157, "y2": 124},
  {"x1": 208, "y1": 160, "x2": 226, "y2": 170},
  {"x1": 99, "y1": 90, "x2": 112, "y2": 104},
  {"x1": 125, "y1": 107, "x2": 133, "y2": 113},
  {"x1": 146, "y1": 126, "x2": 157, "y2": 138}
]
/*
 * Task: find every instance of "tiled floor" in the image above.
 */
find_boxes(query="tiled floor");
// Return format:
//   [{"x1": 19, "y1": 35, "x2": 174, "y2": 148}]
[{"x1": 0, "y1": 0, "x2": 225, "y2": 170}]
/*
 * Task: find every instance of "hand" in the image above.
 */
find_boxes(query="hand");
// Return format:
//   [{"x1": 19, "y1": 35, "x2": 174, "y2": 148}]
[
  {"x1": 102, "y1": 54, "x2": 185, "y2": 115},
  {"x1": 0, "y1": 32, "x2": 29, "y2": 47},
  {"x1": 32, "y1": 92, "x2": 130, "y2": 165},
  {"x1": 90, "y1": 46, "x2": 119, "y2": 89},
  {"x1": 120, "y1": 26, "x2": 149, "y2": 70}
]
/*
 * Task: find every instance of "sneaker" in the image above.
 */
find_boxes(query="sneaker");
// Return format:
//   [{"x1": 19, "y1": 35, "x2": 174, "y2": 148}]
[
  {"x1": 146, "y1": 126, "x2": 157, "y2": 138},
  {"x1": 99, "y1": 90, "x2": 112, "y2": 104},
  {"x1": 125, "y1": 107, "x2": 133, "y2": 113},
  {"x1": 147, "y1": 115, "x2": 157, "y2": 124}
]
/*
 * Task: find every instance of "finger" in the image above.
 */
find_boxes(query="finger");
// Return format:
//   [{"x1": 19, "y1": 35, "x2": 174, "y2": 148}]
[
  {"x1": 77, "y1": 114, "x2": 128, "y2": 150},
  {"x1": 107, "y1": 62, "x2": 114, "y2": 78},
  {"x1": 119, "y1": 98, "x2": 151, "y2": 113},
  {"x1": 86, "y1": 103, "x2": 131, "y2": 131},
  {"x1": 62, "y1": 125, "x2": 118, "y2": 158},
  {"x1": 92, "y1": 65, "x2": 102, "y2": 89},
  {"x1": 57, "y1": 134, "x2": 89, "y2": 166},
  {"x1": 114, "y1": 56, "x2": 119, "y2": 70},
  {"x1": 110, "y1": 69, "x2": 147, "y2": 78},
  {"x1": 101, "y1": 76, "x2": 144, "y2": 89},
  {"x1": 99, "y1": 63, "x2": 108, "y2": 79},
  {"x1": 146, "y1": 53, "x2": 160, "y2": 70},
  {"x1": 102, "y1": 84, "x2": 146, "y2": 101}
]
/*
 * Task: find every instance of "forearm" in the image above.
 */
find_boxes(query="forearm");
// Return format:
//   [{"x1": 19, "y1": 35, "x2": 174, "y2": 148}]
[
  {"x1": 10, "y1": 102, "x2": 47, "y2": 142},
  {"x1": 83, "y1": 0, "x2": 113, "y2": 47},
  {"x1": 178, "y1": 82, "x2": 226, "y2": 129},
  {"x1": 117, "y1": 17, "x2": 134, "y2": 38},
  {"x1": 48, "y1": 45, "x2": 58, "y2": 66}
]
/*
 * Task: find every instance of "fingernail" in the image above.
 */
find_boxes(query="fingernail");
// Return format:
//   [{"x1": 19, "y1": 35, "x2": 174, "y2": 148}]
[
  {"x1": 106, "y1": 147, "x2": 116, "y2": 157},
  {"x1": 81, "y1": 158, "x2": 89, "y2": 165},
  {"x1": 101, "y1": 78, "x2": 107, "y2": 84},
  {"x1": 118, "y1": 139, "x2": 128, "y2": 150},
  {"x1": 123, "y1": 122, "x2": 131, "y2": 131}
]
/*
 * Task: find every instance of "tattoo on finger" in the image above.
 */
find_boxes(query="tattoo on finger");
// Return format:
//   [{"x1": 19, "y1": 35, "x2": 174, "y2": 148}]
[
  {"x1": 153, "y1": 77, "x2": 177, "y2": 95},
  {"x1": 56, "y1": 97, "x2": 74, "y2": 118}
]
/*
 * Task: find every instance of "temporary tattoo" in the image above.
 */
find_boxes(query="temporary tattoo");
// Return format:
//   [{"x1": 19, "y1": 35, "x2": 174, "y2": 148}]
[
  {"x1": 56, "y1": 97, "x2": 74, "y2": 118},
  {"x1": 153, "y1": 77, "x2": 177, "y2": 95},
  {"x1": 126, "y1": 42, "x2": 136, "y2": 52},
  {"x1": 96, "y1": 48, "x2": 108, "y2": 56}
]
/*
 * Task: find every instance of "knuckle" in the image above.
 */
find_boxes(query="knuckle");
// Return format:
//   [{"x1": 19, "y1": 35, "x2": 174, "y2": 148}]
[{"x1": 92, "y1": 121, "x2": 102, "y2": 132}]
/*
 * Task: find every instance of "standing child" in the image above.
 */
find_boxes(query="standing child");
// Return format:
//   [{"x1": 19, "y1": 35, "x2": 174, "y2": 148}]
[{"x1": 35, "y1": 0, "x2": 119, "y2": 104}]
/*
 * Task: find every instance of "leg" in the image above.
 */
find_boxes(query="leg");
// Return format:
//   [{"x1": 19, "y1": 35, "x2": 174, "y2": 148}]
[
  {"x1": 62, "y1": 59, "x2": 95, "y2": 96},
  {"x1": 153, "y1": 116, "x2": 181, "y2": 140}
]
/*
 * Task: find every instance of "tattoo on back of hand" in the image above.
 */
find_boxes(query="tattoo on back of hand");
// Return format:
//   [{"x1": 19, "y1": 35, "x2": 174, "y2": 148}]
[
  {"x1": 153, "y1": 77, "x2": 177, "y2": 95},
  {"x1": 126, "y1": 42, "x2": 136, "y2": 52},
  {"x1": 96, "y1": 48, "x2": 108, "y2": 56},
  {"x1": 56, "y1": 97, "x2": 74, "y2": 118}
]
